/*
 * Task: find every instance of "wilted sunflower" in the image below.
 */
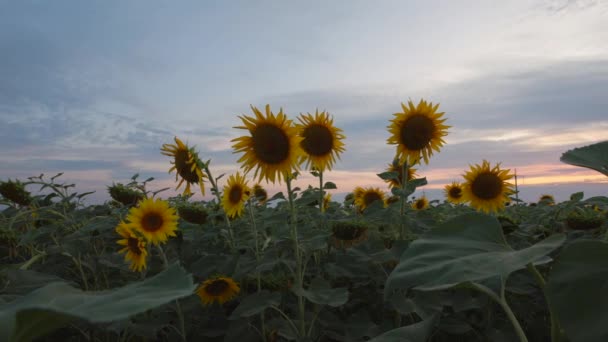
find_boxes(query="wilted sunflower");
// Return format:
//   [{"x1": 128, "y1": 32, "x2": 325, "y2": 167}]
[
  {"x1": 384, "y1": 161, "x2": 418, "y2": 189},
  {"x1": 125, "y1": 198, "x2": 179, "y2": 245},
  {"x1": 331, "y1": 221, "x2": 368, "y2": 249},
  {"x1": 222, "y1": 172, "x2": 251, "y2": 219},
  {"x1": 196, "y1": 276, "x2": 240, "y2": 305},
  {"x1": 412, "y1": 196, "x2": 429, "y2": 210},
  {"x1": 116, "y1": 222, "x2": 148, "y2": 272},
  {"x1": 108, "y1": 183, "x2": 144, "y2": 206},
  {"x1": 296, "y1": 110, "x2": 345, "y2": 172},
  {"x1": 444, "y1": 182, "x2": 465, "y2": 204},
  {"x1": 232, "y1": 105, "x2": 303, "y2": 183},
  {"x1": 354, "y1": 186, "x2": 386, "y2": 211},
  {"x1": 252, "y1": 184, "x2": 268, "y2": 204},
  {"x1": 387, "y1": 99, "x2": 449, "y2": 165},
  {"x1": 0, "y1": 179, "x2": 32, "y2": 206},
  {"x1": 161, "y1": 137, "x2": 206, "y2": 196},
  {"x1": 462, "y1": 160, "x2": 514, "y2": 213},
  {"x1": 538, "y1": 194, "x2": 555, "y2": 205}
]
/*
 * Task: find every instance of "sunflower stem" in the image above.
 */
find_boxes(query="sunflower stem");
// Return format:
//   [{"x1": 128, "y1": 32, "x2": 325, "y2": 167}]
[
  {"x1": 202, "y1": 164, "x2": 235, "y2": 251},
  {"x1": 399, "y1": 161, "x2": 410, "y2": 240},
  {"x1": 286, "y1": 175, "x2": 306, "y2": 337},
  {"x1": 472, "y1": 282, "x2": 528, "y2": 342},
  {"x1": 527, "y1": 263, "x2": 564, "y2": 342},
  {"x1": 247, "y1": 199, "x2": 267, "y2": 342},
  {"x1": 156, "y1": 244, "x2": 187, "y2": 342},
  {"x1": 319, "y1": 170, "x2": 325, "y2": 214}
]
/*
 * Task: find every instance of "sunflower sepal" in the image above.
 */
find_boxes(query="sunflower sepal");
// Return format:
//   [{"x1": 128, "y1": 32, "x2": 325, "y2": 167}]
[{"x1": 377, "y1": 171, "x2": 400, "y2": 181}]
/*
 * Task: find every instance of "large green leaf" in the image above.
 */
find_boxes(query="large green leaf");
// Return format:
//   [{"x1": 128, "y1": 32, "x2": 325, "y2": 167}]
[
  {"x1": 560, "y1": 140, "x2": 608, "y2": 176},
  {"x1": 229, "y1": 290, "x2": 281, "y2": 319},
  {"x1": 385, "y1": 213, "x2": 565, "y2": 295},
  {"x1": 368, "y1": 315, "x2": 438, "y2": 342},
  {"x1": 546, "y1": 240, "x2": 608, "y2": 342},
  {"x1": 0, "y1": 263, "x2": 196, "y2": 342},
  {"x1": 291, "y1": 278, "x2": 348, "y2": 307}
]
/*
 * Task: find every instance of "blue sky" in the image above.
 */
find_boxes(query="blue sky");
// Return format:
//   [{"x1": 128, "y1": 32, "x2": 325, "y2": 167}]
[{"x1": 1, "y1": 0, "x2": 607, "y2": 204}]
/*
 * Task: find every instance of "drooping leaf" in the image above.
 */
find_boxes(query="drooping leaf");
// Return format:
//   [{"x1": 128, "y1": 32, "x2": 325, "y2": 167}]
[
  {"x1": 368, "y1": 315, "x2": 438, "y2": 342},
  {"x1": 0, "y1": 263, "x2": 196, "y2": 342},
  {"x1": 229, "y1": 290, "x2": 281, "y2": 319},
  {"x1": 560, "y1": 140, "x2": 608, "y2": 177},
  {"x1": 385, "y1": 213, "x2": 565, "y2": 295},
  {"x1": 546, "y1": 240, "x2": 608, "y2": 342}
]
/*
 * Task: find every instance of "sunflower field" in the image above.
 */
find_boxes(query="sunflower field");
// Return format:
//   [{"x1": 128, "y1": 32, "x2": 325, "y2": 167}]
[{"x1": 1, "y1": 102, "x2": 607, "y2": 342}]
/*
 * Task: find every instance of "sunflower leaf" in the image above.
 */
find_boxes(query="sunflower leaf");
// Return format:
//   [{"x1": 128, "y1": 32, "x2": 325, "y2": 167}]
[
  {"x1": 368, "y1": 314, "x2": 438, "y2": 342},
  {"x1": 377, "y1": 171, "x2": 399, "y2": 181},
  {"x1": 546, "y1": 240, "x2": 608, "y2": 342},
  {"x1": 229, "y1": 290, "x2": 281, "y2": 319},
  {"x1": 323, "y1": 181, "x2": 337, "y2": 190},
  {"x1": 0, "y1": 263, "x2": 196, "y2": 342},
  {"x1": 384, "y1": 213, "x2": 565, "y2": 296},
  {"x1": 291, "y1": 279, "x2": 348, "y2": 307},
  {"x1": 560, "y1": 140, "x2": 608, "y2": 177}
]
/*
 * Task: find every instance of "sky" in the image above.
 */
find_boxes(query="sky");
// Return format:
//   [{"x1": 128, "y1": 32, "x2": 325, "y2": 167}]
[{"x1": 1, "y1": 0, "x2": 607, "y2": 205}]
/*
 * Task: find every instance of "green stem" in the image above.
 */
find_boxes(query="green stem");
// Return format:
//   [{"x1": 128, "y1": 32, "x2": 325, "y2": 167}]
[
  {"x1": 527, "y1": 264, "x2": 563, "y2": 342},
  {"x1": 202, "y1": 165, "x2": 235, "y2": 251},
  {"x1": 19, "y1": 251, "x2": 47, "y2": 270},
  {"x1": 247, "y1": 199, "x2": 267, "y2": 342},
  {"x1": 156, "y1": 245, "x2": 186, "y2": 342},
  {"x1": 472, "y1": 283, "x2": 528, "y2": 342},
  {"x1": 74, "y1": 254, "x2": 89, "y2": 291},
  {"x1": 286, "y1": 175, "x2": 305, "y2": 337},
  {"x1": 319, "y1": 170, "x2": 325, "y2": 214},
  {"x1": 399, "y1": 161, "x2": 409, "y2": 240}
]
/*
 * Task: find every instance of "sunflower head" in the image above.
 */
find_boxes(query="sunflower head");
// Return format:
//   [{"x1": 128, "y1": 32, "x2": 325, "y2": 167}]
[
  {"x1": 565, "y1": 207, "x2": 605, "y2": 230},
  {"x1": 176, "y1": 202, "x2": 208, "y2": 225},
  {"x1": 161, "y1": 137, "x2": 206, "y2": 196},
  {"x1": 221, "y1": 172, "x2": 251, "y2": 219},
  {"x1": 384, "y1": 160, "x2": 418, "y2": 189},
  {"x1": 331, "y1": 220, "x2": 369, "y2": 249},
  {"x1": 252, "y1": 184, "x2": 268, "y2": 204},
  {"x1": 296, "y1": 110, "x2": 345, "y2": 172},
  {"x1": 538, "y1": 194, "x2": 555, "y2": 206},
  {"x1": 462, "y1": 160, "x2": 514, "y2": 214},
  {"x1": 116, "y1": 221, "x2": 148, "y2": 272},
  {"x1": 108, "y1": 183, "x2": 145, "y2": 207},
  {"x1": 444, "y1": 182, "x2": 465, "y2": 204},
  {"x1": 353, "y1": 186, "x2": 386, "y2": 212},
  {"x1": 322, "y1": 193, "x2": 332, "y2": 212},
  {"x1": 0, "y1": 179, "x2": 32, "y2": 206},
  {"x1": 412, "y1": 196, "x2": 429, "y2": 210},
  {"x1": 125, "y1": 198, "x2": 179, "y2": 245},
  {"x1": 387, "y1": 99, "x2": 449, "y2": 165},
  {"x1": 232, "y1": 105, "x2": 303, "y2": 183},
  {"x1": 196, "y1": 276, "x2": 240, "y2": 306}
]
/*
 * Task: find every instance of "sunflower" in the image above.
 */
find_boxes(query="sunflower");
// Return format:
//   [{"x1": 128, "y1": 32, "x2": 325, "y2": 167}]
[
  {"x1": 196, "y1": 276, "x2": 240, "y2": 306},
  {"x1": 116, "y1": 222, "x2": 148, "y2": 272},
  {"x1": 331, "y1": 221, "x2": 369, "y2": 249},
  {"x1": 252, "y1": 184, "x2": 268, "y2": 204},
  {"x1": 387, "y1": 99, "x2": 449, "y2": 165},
  {"x1": 444, "y1": 182, "x2": 465, "y2": 204},
  {"x1": 161, "y1": 137, "x2": 206, "y2": 196},
  {"x1": 232, "y1": 105, "x2": 303, "y2": 183},
  {"x1": 538, "y1": 194, "x2": 555, "y2": 205},
  {"x1": 412, "y1": 196, "x2": 429, "y2": 210},
  {"x1": 0, "y1": 179, "x2": 32, "y2": 206},
  {"x1": 222, "y1": 172, "x2": 251, "y2": 219},
  {"x1": 296, "y1": 110, "x2": 345, "y2": 172},
  {"x1": 353, "y1": 186, "x2": 386, "y2": 211},
  {"x1": 125, "y1": 198, "x2": 179, "y2": 245},
  {"x1": 384, "y1": 161, "x2": 418, "y2": 189},
  {"x1": 322, "y1": 193, "x2": 332, "y2": 212},
  {"x1": 462, "y1": 160, "x2": 514, "y2": 213}
]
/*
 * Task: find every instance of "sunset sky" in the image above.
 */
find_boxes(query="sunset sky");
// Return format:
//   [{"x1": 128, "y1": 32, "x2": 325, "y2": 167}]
[{"x1": 1, "y1": 0, "x2": 607, "y2": 204}]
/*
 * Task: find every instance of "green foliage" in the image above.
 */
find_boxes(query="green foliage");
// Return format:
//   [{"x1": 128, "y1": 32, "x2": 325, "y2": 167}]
[{"x1": 561, "y1": 140, "x2": 608, "y2": 177}]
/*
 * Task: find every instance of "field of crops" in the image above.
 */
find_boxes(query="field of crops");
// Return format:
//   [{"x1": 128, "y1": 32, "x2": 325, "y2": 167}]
[{"x1": 1, "y1": 102, "x2": 607, "y2": 342}]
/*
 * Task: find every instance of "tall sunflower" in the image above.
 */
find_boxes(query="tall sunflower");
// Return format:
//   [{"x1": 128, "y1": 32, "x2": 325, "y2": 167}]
[
  {"x1": 462, "y1": 160, "x2": 514, "y2": 213},
  {"x1": 116, "y1": 222, "x2": 148, "y2": 272},
  {"x1": 384, "y1": 161, "x2": 418, "y2": 189},
  {"x1": 222, "y1": 172, "x2": 251, "y2": 219},
  {"x1": 387, "y1": 99, "x2": 449, "y2": 165},
  {"x1": 412, "y1": 196, "x2": 430, "y2": 210},
  {"x1": 353, "y1": 186, "x2": 386, "y2": 211},
  {"x1": 444, "y1": 182, "x2": 465, "y2": 204},
  {"x1": 161, "y1": 137, "x2": 206, "y2": 196},
  {"x1": 232, "y1": 105, "x2": 303, "y2": 183},
  {"x1": 196, "y1": 276, "x2": 240, "y2": 306},
  {"x1": 252, "y1": 184, "x2": 268, "y2": 204},
  {"x1": 296, "y1": 110, "x2": 345, "y2": 172},
  {"x1": 125, "y1": 198, "x2": 179, "y2": 245},
  {"x1": 538, "y1": 194, "x2": 555, "y2": 205}
]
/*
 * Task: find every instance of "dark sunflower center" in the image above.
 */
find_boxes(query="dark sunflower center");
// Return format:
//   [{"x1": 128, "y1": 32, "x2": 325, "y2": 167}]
[
  {"x1": 205, "y1": 279, "x2": 229, "y2": 296},
  {"x1": 415, "y1": 200, "x2": 425, "y2": 209},
  {"x1": 449, "y1": 187, "x2": 462, "y2": 199},
  {"x1": 301, "y1": 124, "x2": 333, "y2": 156},
  {"x1": 142, "y1": 213, "x2": 164, "y2": 232},
  {"x1": 400, "y1": 115, "x2": 435, "y2": 150},
  {"x1": 363, "y1": 192, "x2": 382, "y2": 206},
  {"x1": 175, "y1": 149, "x2": 200, "y2": 183},
  {"x1": 254, "y1": 187, "x2": 267, "y2": 201},
  {"x1": 471, "y1": 173, "x2": 503, "y2": 200},
  {"x1": 252, "y1": 124, "x2": 290, "y2": 164},
  {"x1": 127, "y1": 237, "x2": 143, "y2": 255},
  {"x1": 229, "y1": 185, "x2": 243, "y2": 204}
]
